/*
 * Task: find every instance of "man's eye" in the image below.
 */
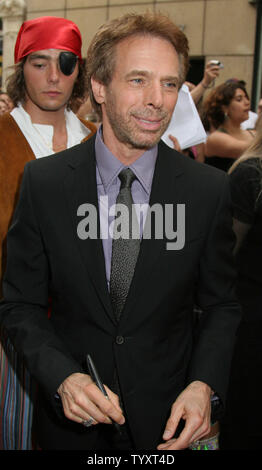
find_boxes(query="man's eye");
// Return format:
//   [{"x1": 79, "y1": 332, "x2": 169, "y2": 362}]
[
  {"x1": 164, "y1": 82, "x2": 177, "y2": 88},
  {"x1": 33, "y1": 63, "x2": 45, "y2": 68},
  {"x1": 131, "y1": 78, "x2": 144, "y2": 84}
]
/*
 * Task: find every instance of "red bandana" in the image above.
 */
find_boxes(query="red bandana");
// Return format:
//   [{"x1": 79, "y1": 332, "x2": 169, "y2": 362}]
[{"x1": 14, "y1": 16, "x2": 82, "y2": 63}]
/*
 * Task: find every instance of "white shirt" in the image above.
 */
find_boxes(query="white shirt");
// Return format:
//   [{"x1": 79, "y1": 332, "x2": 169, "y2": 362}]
[{"x1": 11, "y1": 103, "x2": 91, "y2": 158}]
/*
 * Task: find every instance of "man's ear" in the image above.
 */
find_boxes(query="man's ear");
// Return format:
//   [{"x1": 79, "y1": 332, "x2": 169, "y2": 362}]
[{"x1": 91, "y1": 77, "x2": 106, "y2": 105}]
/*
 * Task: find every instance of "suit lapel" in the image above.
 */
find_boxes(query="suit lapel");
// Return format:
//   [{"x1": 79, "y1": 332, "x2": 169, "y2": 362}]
[{"x1": 63, "y1": 136, "x2": 116, "y2": 325}]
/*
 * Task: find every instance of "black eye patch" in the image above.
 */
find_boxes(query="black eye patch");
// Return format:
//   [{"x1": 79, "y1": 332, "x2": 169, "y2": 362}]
[{"x1": 59, "y1": 52, "x2": 78, "y2": 76}]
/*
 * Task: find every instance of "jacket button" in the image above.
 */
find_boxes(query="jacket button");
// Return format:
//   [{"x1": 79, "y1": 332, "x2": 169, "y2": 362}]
[{"x1": 116, "y1": 335, "x2": 124, "y2": 345}]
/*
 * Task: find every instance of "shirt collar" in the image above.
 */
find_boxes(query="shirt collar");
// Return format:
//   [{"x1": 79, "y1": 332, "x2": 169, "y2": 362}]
[
  {"x1": 95, "y1": 125, "x2": 157, "y2": 194},
  {"x1": 12, "y1": 102, "x2": 90, "y2": 145}
]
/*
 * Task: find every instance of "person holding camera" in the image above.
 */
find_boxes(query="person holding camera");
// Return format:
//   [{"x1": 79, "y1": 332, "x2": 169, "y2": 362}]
[{"x1": 187, "y1": 60, "x2": 221, "y2": 106}]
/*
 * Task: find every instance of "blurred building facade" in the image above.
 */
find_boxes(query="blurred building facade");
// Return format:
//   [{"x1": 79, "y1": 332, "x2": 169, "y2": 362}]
[{"x1": 0, "y1": 0, "x2": 260, "y2": 108}]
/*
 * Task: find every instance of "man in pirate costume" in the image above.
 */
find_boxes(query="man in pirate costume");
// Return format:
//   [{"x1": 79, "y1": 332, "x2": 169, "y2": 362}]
[{"x1": 0, "y1": 16, "x2": 96, "y2": 449}]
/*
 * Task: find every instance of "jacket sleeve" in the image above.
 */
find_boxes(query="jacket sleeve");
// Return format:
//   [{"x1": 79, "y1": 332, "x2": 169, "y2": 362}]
[
  {"x1": 0, "y1": 163, "x2": 83, "y2": 407},
  {"x1": 186, "y1": 173, "x2": 242, "y2": 404}
]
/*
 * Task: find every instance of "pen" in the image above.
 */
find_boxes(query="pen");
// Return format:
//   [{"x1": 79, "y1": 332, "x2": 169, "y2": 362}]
[{"x1": 86, "y1": 354, "x2": 122, "y2": 435}]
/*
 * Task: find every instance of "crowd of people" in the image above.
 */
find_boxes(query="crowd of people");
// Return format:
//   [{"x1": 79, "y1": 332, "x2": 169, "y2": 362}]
[{"x1": 0, "y1": 12, "x2": 261, "y2": 452}]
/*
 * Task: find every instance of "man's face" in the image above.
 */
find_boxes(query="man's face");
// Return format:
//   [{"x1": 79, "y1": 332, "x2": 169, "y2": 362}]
[
  {"x1": 92, "y1": 35, "x2": 180, "y2": 155},
  {"x1": 23, "y1": 49, "x2": 79, "y2": 113}
]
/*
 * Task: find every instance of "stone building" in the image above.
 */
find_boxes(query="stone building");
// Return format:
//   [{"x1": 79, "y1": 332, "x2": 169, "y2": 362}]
[{"x1": 0, "y1": 0, "x2": 261, "y2": 109}]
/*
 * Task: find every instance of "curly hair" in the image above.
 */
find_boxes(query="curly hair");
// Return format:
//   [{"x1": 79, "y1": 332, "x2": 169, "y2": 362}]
[
  {"x1": 6, "y1": 58, "x2": 87, "y2": 110},
  {"x1": 203, "y1": 79, "x2": 249, "y2": 129},
  {"x1": 86, "y1": 11, "x2": 189, "y2": 119}
]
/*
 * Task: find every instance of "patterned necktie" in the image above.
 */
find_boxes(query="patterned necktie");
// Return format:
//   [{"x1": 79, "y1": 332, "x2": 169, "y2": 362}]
[{"x1": 110, "y1": 168, "x2": 140, "y2": 321}]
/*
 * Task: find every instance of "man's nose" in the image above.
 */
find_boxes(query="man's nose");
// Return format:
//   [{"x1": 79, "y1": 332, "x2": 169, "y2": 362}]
[
  {"x1": 145, "y1": 83, "x2": 164, "y2": 109},
  {"x1": 47, "y1": 63, "x2": 60, "y2": 83}
]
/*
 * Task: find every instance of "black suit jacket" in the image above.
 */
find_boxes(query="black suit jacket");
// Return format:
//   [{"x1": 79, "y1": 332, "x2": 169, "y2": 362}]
[{"x1": 0, "y1": 136, "x2": 241, "y2": 449}]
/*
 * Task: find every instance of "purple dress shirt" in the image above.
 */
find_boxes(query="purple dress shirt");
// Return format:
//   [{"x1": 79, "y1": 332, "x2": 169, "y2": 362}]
[{"x1": 95, "y1": 126, "x2": 158, "y2": 288}]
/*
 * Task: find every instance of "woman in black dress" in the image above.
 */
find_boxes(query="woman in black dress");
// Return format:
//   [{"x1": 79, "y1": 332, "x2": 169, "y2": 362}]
[
  {"x1": 220, "y1": 114, "x2": 262, "y2": 449},
  {"x1": 203, "y1": 79, "x2": 255, "y2": 171}
]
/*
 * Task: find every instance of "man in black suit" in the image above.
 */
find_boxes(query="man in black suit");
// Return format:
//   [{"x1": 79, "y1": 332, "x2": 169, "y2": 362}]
[{"x1": 0, "y1": 12, "x2": 241, "y2": 451}]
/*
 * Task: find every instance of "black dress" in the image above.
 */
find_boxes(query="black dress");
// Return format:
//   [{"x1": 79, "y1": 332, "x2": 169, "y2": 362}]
[
  {"x1": 205, "y1": 155, "x2": 234, "y2": 172},
  {"x1": 205, "y1": 128, "x2": 235, "y2": 172},
  {"x1": 220, "y1": 157, "x2": 262, "y2": 450}
]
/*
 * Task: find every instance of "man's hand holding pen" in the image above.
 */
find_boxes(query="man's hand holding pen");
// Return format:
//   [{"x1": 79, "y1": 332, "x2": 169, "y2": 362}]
[
  {"x1": 57, "y1": 372, "x2": 125, "y2": 428},
  {"x1": 57, "y1": 362, "x2": 211, "y2": 450}
]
